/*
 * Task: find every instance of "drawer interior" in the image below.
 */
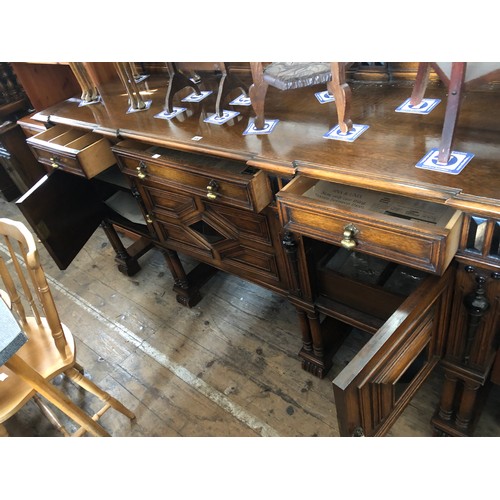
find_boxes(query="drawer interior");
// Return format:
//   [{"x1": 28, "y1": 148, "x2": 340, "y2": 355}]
[
  {"x1": 114, "y1": 140, "x2": 256, "y2": 178},
  {"x1": 66, "y1": 132, "x2": 102, "y2": 151},
  {"x1": 312, "y1": 242, "x2": 428, "y2": 331},
  {"x1": 289, "y1": 176, "x2": 458, "y2": 229}
]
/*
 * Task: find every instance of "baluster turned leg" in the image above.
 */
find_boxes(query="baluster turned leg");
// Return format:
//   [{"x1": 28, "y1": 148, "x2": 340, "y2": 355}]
[
  {"x1": 437, "y1": 371, "x2": 458, "y2": 422},
  {"x1": 100, "y1": 219, "x2": 141, "y2": 277},
  {"x1": 249, "y1": 62, "x2": 269, "y2": 130},
  {"x1": 327, "y1": 62, "x2": 353, "y2": 134}
]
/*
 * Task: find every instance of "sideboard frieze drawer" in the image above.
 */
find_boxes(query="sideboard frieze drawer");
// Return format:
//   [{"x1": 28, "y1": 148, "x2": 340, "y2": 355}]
[
  {"x1": 112, "y1": 140, "x2": 272, "y2": 213},
  {"x1": 26, "y1": 124, "x2": 116, "y2": 178},
  {"x1": 277, "y1": 175, "x2": 464, "y2": 275}
]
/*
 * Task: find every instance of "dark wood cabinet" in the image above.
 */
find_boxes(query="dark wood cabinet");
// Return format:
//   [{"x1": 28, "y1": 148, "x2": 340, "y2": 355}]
[
  {"x1": 431, "y1": 213, "x2": 500, "y2": 436},
  {"x1": 10, "y1": 64, "x2": 500, "y2": 436}
]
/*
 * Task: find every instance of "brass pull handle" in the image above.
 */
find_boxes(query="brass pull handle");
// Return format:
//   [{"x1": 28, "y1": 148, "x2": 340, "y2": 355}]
[
  {"x1": 137, "y1": 161, "x2": 147, "y2": 179},
  {"x1": 49, "y1": 156, "x2": 59, "y2": 168},
  {"x1": 340, "y1": 224, "x2": 358, "y2": 251},
  {"x1": 145, "y1": 214, "x2": 153, "y2": 224},
  {"x1": 206, "y1": 179, "x2": 219, "y2": 200}
]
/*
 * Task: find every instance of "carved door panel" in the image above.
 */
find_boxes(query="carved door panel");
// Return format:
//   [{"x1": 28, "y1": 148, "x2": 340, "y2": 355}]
[
  {"x1": 133, "y1": 177, "x2": 286, "y2": 289},
  {"x1": 332, "y1": 266, "x2": 454, "y2": 436}
]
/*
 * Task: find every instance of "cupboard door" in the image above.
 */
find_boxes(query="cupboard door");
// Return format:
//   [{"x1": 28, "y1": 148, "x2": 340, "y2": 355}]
[
  {"x1": 16, "y1": 169, "x2": 104, "y2": 269},
  {"x1": 332, "y1": 266, "x2": 454, "y2": 436}
]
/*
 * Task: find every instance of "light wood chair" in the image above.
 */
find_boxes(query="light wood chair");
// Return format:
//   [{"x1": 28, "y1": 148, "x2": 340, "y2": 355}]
[
  {"x1": 249, "y1": 62, "x2": 353, "y2": 132},
  {"x1": 0, "y1": 217, "x2": 135, "y2": 437}
]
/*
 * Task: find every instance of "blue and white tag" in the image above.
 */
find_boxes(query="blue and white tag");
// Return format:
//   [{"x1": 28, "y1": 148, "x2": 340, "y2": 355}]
[
  {"x1": 229, "y1": 94, "x2": 251, "y2": 106},
  {"x1": 154, "y1": 107, "x2": 186, "y2": 120},
  {"x1": 243, "y1": 119, "x2": 279, "y2": 135},
  {"x1": 395, "y1": 98, "x2": 441, "y2": 114},
  {"x1": 416, "y1": 148, "x2": 474, "y2": 175},
  {"x1": 315, "y1": 90, "x2": 335, "y2": 104},
  {"x1": 77, "y1": 96, "x2": 102, "y2": 107},
  {"x1": 204, "y1": 110, "x2": 240, "y2": 125},
  {"x1": 126, "y1": 100, "x2": 152, "y2": 114},
  {"x1": 181, "y1": 91, "x2": 212, "y2": 103},
  {"x1": 323, "y1": 124, "x2": 369, "y2": 142}
]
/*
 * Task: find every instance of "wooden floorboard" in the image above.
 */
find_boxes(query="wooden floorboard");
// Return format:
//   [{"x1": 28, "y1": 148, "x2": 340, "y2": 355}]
[{"x1": 1, "y1": 195, "x2": 499, "y2": 439}]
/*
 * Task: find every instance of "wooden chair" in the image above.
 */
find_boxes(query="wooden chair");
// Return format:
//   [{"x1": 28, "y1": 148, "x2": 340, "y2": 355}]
[
  {"x1": 249, "y1": 62, "x2": 353, "y2": 132},
  {"x1": 0, "y1": 217, "x2": 135, "y2": 436},
  {"x1": 410, "y1": 62, "x2": 500, "y2": 164},
  {"x1": 164, "y1": 62, "x2": 203, "y2": 114}
]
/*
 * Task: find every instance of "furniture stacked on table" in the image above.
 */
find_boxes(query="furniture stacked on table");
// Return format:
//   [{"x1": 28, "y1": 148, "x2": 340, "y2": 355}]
[{"x1": 7, "y1": 61, "x2": 500, "y2": 436}]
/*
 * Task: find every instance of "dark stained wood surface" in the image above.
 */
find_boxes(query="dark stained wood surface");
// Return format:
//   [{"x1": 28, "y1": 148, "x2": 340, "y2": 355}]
[{"x1": 31, "y1": 73, "x2": 500, "y2": 213}]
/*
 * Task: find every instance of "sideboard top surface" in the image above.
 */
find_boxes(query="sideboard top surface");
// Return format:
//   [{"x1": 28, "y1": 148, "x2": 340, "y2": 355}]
[{"x1": 31, "y1": 73, "x2": 500, "y2": 215}]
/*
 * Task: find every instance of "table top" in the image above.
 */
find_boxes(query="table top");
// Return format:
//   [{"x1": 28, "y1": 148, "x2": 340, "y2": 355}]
[
  {"x1": 28, "y1": 73, "x2": 500, "y2": 217},
  {"x1": 0, "y1": 295, "x2": 27, "y2": 366}
]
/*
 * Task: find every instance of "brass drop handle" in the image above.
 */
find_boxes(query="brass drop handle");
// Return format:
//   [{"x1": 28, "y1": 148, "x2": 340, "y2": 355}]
[
  {"x1": 136, "y1": 161, "x2": 147, "y2": 179},
  {"x1": 206, "y1": 179, "x2": 219, "y2": 200},
  {"x1": 145, "y1": 214, "x2": 153, "y2": 224},
  {"x1": 340, "y1": 223, "x2": 358, "y2": 251},
  {"x1": 49, "y1": 156, "x2": 60, "y2": 169}
]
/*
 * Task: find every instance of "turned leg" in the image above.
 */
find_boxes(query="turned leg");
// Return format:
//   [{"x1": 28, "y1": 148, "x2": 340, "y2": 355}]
[
  {"x1": 455, "y1": 379, "x2": 482, "y2": 431},
  {"x1": 100, "y1": 219, "x2": 142, "y2": 276},
  {"x1": 160, "y1": 248, "x2": 218, "y2": 308},
  {"x1": 249, "y1": 62, "x2": 269, "y2": 130},
  {"x1": 327, "y1": 62, "x2": 353, "y2": 134},
  {"x1": 298, "y1": 310, "x2": 333, "y2": 379},
  {"x1": 437, "y1": 371, "x2": 458, "y2": 421}
]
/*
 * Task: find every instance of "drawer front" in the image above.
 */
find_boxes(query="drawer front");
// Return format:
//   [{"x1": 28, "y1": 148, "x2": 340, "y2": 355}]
[
  {"x1": 277, "y1": 176, "x2": 463, "y2": 275},
  {"x1": 113, "y1": 144, "x2": 272, "y2": 213},
  {"x1": 27, "y1": 125, "x2": 115, "y2": 178}
]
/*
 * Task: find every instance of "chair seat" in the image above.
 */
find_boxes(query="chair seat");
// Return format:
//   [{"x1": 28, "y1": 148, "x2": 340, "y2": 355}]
[
  {"x1": 263, "y1": 62, "x2": 332, "y2": 90},
  {"x1": 0, "y1": 317, "x2": 75, "y2": 422}
]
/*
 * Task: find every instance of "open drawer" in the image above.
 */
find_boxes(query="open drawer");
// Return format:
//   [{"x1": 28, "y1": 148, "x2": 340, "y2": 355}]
[
  {"x1": 113, "y1": 140, "x2": 273, "y2": 213},
  {"x1": 26, "y1": 124, "x2": 116, "y2": 179},
  {"x1": 312, "y1": 245, "x2": 455, "y2": 436},
  {"x1": 277, "y1": 175, "x2": 463, "y2": 275}
]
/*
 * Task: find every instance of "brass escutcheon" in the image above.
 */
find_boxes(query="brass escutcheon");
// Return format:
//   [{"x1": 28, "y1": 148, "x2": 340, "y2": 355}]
[{"x1": 340, "y1": 223, "x2": 358, "y2": 251}]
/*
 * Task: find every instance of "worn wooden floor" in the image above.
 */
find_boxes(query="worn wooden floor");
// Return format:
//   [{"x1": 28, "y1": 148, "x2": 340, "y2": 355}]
[{"x1": 1, "y1": 195, "x2": 500, "y2": 439}]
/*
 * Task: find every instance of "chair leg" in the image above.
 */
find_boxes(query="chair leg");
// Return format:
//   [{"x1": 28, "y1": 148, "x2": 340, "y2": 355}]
[
  {"x1": 164, "y1": 62, "x2": 201, "y2": 114},
  {"x1": 249, "y1": 62, "x2": 269, "y2": 130},
  {"x1": 215, "y1": 63, "x2": 249, "y2": 117},
  {"x1": 437, "y1": 62, "x2": 466, "y2": 164},
  {"x1": 328, "y1": 63, "x2": 353, "y2": 134},
  {"x1": 410, "y1": 62, "x2": 431, "y2": 106},
  {"x1": 5, "y1": 354, "x2": 110, "y2": 437},
  {"x1": 66, "y1": 366, "x2": 136, "y2": 420},
  {"x1": 33, "y1": 393, "x2": 71, "y2": 436}
]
